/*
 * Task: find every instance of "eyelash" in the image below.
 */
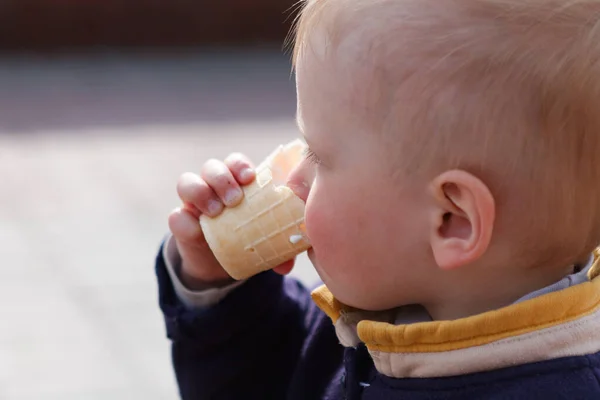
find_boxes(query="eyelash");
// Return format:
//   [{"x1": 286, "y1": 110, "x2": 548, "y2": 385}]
[{"x1": 303, "y1": 148, "x2": 322, "y2": 165}]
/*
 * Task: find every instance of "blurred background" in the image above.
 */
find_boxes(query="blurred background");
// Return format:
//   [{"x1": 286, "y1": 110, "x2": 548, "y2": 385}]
[{"x1": 0, "y1": 2, "x2": 320, "y2": 399}]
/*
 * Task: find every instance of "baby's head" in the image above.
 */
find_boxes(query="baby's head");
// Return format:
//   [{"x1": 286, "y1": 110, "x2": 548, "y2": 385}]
[{"x1": 286, "y1": 0, "x2": 600, "y2": 318}]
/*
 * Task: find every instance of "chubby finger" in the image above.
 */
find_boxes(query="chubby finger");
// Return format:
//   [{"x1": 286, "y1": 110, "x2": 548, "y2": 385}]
[
  {"x1": 201, "y1": 159, "x2": 243, "y2": 207},
  {"x1": 182, "y1": 202, "x2": 201, "y2": 220},
  {"x1": 224, "y1": 152, "x2": 255, "y2": 185},
  {"x1": 168, "y1": 207, "x2": 205, "y2": 244},
  {"x1": 273, "y1": 259, "x2": 295, "y2": 275},
  {"x1": 177, "y1": 172, "x2": 223, "y2": 217}
]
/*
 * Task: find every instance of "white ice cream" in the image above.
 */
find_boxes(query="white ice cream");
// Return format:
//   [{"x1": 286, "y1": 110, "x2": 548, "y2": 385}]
[{"x1": 289, "y1": 234, "x2": 304, "y2": 244}]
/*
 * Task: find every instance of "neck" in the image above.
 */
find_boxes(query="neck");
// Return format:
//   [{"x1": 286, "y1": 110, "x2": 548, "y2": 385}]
[{"x1": 422, "y1": 262, "x2": 576, "y2": 321}]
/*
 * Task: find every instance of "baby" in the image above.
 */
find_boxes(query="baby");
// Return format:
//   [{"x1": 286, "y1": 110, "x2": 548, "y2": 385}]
[{"x1": 156, "y1": 0, "x2": 600, "y2": 398}]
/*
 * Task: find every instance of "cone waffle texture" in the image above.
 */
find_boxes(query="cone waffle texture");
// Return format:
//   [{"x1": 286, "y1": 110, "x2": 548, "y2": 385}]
[{"x1": 199, "y1": 140, "x2": 311, "y2": 280}]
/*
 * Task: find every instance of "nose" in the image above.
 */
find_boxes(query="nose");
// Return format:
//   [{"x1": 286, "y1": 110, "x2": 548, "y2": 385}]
[{"x1": 286, "y1": 159, "x2": 315, "y2": 203}]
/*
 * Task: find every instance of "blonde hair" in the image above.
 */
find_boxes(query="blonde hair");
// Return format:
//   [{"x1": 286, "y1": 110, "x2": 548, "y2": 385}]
[{"x1": 291, "y1": 0, "x2": 600, "y2": 267}]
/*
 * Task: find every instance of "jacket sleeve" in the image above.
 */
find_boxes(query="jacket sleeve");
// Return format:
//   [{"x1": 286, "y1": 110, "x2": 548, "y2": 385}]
[
  {"x1": 161, "y1": 234, "x2": 246, "y2": 309},
  {"x1": 155, "y1": 239, "x2": 319, "y2": 400}
]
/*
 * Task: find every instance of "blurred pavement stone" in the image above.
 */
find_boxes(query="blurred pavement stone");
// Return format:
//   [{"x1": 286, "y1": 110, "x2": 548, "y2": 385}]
[{"x1": 0, "y1": 52, "x2": 320, "y2": 399}]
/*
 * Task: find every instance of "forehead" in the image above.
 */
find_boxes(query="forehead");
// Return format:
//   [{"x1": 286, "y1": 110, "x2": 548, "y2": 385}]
[
  {"x1": 295, "y1": 43, "x2": 390, "y2": 136},
  {"x1": 295, "y1": 51, "x2": 346, "y2": 123}
]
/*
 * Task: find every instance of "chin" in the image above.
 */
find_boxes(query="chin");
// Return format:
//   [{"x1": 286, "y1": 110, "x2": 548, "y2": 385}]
[
  {"x1": 308, "y1": 250, "x2": 363, "y2": 306},
  {"x1": 333, "y1": 291, "x2": 384, "y2": 311},
  {"x1": 307, "y1": 248, "x2": 324, "y2": 275},
  {"x1": 307, "y1": 249, "x2": 336, "y2": 289},
  {"x1": 307, "y1": 248, "x2": 326, "y2": 281},
  {"x1": 307, "y1": 249, "x2": 395, "y2": 311}
]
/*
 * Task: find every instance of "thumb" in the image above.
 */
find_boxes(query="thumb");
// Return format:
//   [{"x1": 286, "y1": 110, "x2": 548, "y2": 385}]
[{"x1": 168, "y1": 206, "x2": 205, "y2": 245}]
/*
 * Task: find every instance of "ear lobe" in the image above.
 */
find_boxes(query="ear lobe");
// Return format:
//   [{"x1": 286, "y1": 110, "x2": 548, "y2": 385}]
[{"x1": 430, "y1": 170, "x2": 495, "y2": 270}]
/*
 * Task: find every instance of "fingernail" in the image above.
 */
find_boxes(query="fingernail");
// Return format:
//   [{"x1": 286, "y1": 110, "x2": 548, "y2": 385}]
[
  {"x1": 224, "y1": 188, "x2": 243, "y2": 206},
  {"x1": 239, "y1": 168, "x2": 255, "y2": 182},
  {"x1": 207, "y1": 199, "x2": 223, "y2": 216}
]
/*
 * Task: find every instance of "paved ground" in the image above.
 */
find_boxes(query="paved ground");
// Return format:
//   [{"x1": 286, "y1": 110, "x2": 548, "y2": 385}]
[{"x1": 0, "y1": 49, "x2": 320, "y2": 399}]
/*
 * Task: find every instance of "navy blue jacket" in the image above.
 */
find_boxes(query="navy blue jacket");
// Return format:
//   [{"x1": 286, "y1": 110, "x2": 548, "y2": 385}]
[{"x1": 156, "y1": 243, "x2": 600, "y2": 399}]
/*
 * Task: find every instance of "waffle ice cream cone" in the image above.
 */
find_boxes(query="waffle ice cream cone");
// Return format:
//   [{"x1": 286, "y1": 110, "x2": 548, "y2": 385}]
[{"x1": 199, "y1": 139, "x2": 311, "y2": 280}]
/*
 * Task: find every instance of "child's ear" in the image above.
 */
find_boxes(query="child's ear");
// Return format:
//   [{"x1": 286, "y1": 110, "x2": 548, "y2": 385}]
[{"x1": 429, "y1": 170, "x2": 495, "y2": 270}]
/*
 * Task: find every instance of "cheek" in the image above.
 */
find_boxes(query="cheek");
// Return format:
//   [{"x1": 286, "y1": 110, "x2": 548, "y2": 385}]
[
  {"x1": 301, "y1": 169, "x2": 431, "y2": 309},
  {"x1": 304, "y1": 180, "x2": 366, "y2": 275},
  {"x1": 304, "y1": 183, "x2": 337, "y2": 252}
]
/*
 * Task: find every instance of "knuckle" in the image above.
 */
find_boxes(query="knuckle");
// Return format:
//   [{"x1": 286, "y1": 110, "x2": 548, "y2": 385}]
[
  {"x1": 176, "y1": 172, "x2": 190, "y2": 191},
  {"x1": 188, "y1": 181, "x2": 210, "y2": 202},
  {"x1": 225, "y1": 152, "x2": 247, "y2": 166},
  {"x1": 177, "y1": 177, "x2": 213, "y2": 204},
  {"x1": 168, "y1": 211, "x2": 200, "y2": 241},
  {"x1": 176, "y1": 172, "x2": 197, "y2": 195},
  {"x1": 202, "y1": 160, "x2": 231, "y2": 181},
  {"x1": 211, "y1": 171, "x2": 236, "y2": 189},
  {"x1": 202, "y1": 158, "x2": 223, "y2": 171}
]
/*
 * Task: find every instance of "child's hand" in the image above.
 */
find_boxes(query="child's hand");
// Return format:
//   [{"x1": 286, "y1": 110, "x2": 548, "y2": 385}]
[{"x1": 168, "y1": 153, "x2": 294, "y2": 288}]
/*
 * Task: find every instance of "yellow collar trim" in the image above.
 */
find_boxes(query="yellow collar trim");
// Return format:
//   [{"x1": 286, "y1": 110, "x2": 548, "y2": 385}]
[{"x1": 311, "y1": 252, "x2": 600, "y2": 354}]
